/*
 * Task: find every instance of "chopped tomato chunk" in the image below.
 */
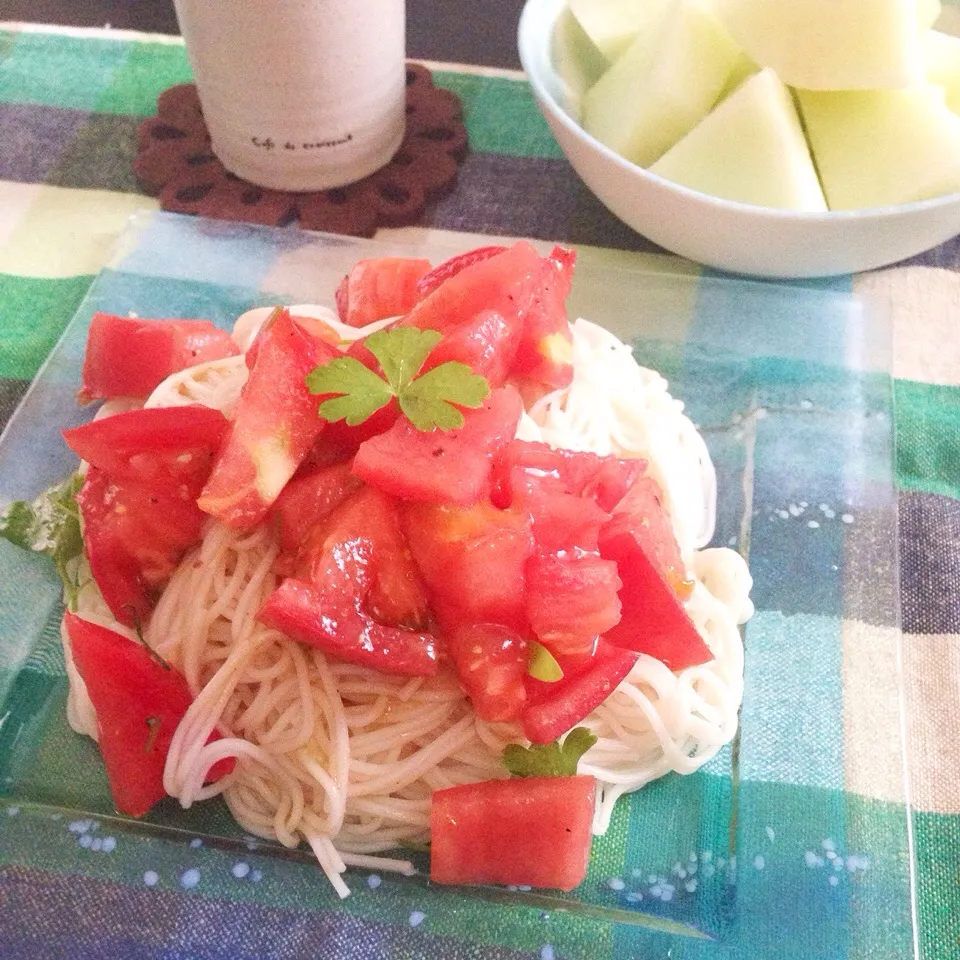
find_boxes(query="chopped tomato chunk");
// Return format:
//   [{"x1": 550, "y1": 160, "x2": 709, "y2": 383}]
[
  {"x1": 79, "y1": 313, "x2": 239, "y2": 402},
  {"x1": 199, "y1": 309, "x2": 335, "y2": 529},
  {"x1": 353, "y1": 386, "x2": 522, "y2": 505},
  {"x1": 296, "y1": 486, "x2": 430, "y2": 631},
  {"x1": 63, "y1": 405, "x2": 228, "y2": 487},
  {"x1": 422, "y1": 308, "x2": 521, "y2": 388},
  {"x1": 447, "y1": 623, "x2": 528, "y2": 723},
  {"x1": 270, "y1": 462, "x2": 363, "y2": 574},
  {"x1": 522, "y1": 641, "x2": 639, "y2": 744},
  {"x1": 67, "y1": 405, "x2": 228, "y2": 626},
  {"x1": 598, "y1": 519, "x2": 711, "y2": 670},
  {"x1": 65, "y1": 613, "x2": 232, "y2": 817},
  {"x1": 595, "y1": 475, "x2": 710, "y2": 671},
  {"x1": 526, "y1": 550, "x2": 622, "y2": 657},
  {"x1": 494, "y1": 440, "x2": 644, "y2": 514},
  {"x1": 258, "y1": 578, "x2": 438, "y2": 677},
  {"x1": 510, "y1": 246, "x2": 576, "y2": 392},
  {"x1": 402, "y1": 241, "x2": 542, "y2": 335},
  {"x1": 431, "y1": 775, "x2": 595, "y2": 890},
  {"x1": 414, "y1": 245, "x2": 507, "y2": 302},
  {"x1": 335, "y1": 257, "x2": 431, "y2": 328},
  {"x1": 403, "y1": 499, "x2": 534, "y2": 632}
]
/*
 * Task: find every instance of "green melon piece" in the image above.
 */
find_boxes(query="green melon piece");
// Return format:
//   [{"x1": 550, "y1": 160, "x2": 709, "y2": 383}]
[
  {"x1": 568, "y1": 0, "x2": 674, "y2": 63},
  {"x1": 582, "y1": 1, "x2": 743, "y2": 168},
  {"x1": 714, "y1": 0, "x2": 923, "y2": 90},
  {"x1": 795, "y1": 85, "x2": 960, "y2": 209},
  {"x1": 650, "y1": 68, "x2": 826, "y2": 210},
  {"x1": 552, "y1": 6, "x2": 607, "y2": 118},
  {"x1": 927, "y1": 30, "x2": 960, "y2": 115},
  {"x1": 919, "y1": 0, "x2": 942, "y2": 28}
]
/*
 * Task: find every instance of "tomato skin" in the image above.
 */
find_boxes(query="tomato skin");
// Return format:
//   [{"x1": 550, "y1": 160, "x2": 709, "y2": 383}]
[
  {"x1": 595, "y1": 475, "x2": 709, "y2": 671},
  {"x1": 297, "y1": 486, "x2": 431, "y2": 631},
  {"x1": 612, "y1": 476, "x2": 693, "y2": 600},
  {"x1": 69, "y1": 405, "x2": 228, "y2": 627},
  {"x1": 77, "y1": 468, "x2": 206, "y2": 625},
  {"x1": 79, "y1": 313, "x2": 239, "y2": 402},
  {"x1": 430, "y1": 775, "x2": 595, "y2": 890},
  {"x1": 199, "y1": 309, "x2": 335, "y2": 529},
  {"x1": 414, "y1": 245, "x2": 507, "y2": 302},
  {"x1": 353, "y1": 386, "x2": 523, "y2": 506},
  {"x1": 401, "y1": 241, "x2": 542, "y2": 335},
  {"x1": 422, "y1": 309, "x2": 521, "y2": 388},
  {"x1": 510, "y1": 246, "x2": 576, "y2": 391},
  {"x1": 63, "y1": 405, "x2": 228, "y2": 488},
  {"x1": 335, "y1": 257, "x2": 431, "y2": 328},
  {"x1": 258, "y1": 578, "x2": 438, "y2": 677},
  {"x1": 522, "y1": 641, "x2": 639, "y2": 744},
  {"x1": 270, "y1": 462, "x2": 363, "y2": 575},
  {"x1": 65, "y1": 613, "x2": 232, "y2": 817},
  {"x1": 526, "y1": 550, "x2": 622, "y2": 657},
  {"x1": 403, "y1": 499, "x2": 535, "y2": 632},
  {"x1": 597, "y1": 521, "x2": 711, "y2": 670}
]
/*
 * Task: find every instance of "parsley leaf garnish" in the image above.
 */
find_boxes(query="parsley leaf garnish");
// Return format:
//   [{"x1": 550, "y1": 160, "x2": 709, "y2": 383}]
[
  {"x1": 502, "y1": 726, "x2": 598, "y2": 778},
  {"x1": 305, "y1": 327, "x2": 490, "y2": 432},
  {"x1": 0, "y1": 472, "x2": 85, "y2": 608}
]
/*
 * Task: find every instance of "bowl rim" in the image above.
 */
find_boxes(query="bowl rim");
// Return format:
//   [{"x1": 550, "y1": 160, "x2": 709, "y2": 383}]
[{"x1": 517, "y1": 0, "x2": 960, "y2": 224}]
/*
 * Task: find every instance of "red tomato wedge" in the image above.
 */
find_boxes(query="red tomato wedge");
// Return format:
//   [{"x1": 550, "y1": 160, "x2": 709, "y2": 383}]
[
  {"x1": 403, "y1": 499, "x2": 535, "y2": 632},
  {"x1": 522, "y1": 641, "x2": 639, "y2": 744},
  {"x1": 431, "y1": 775, "x2": 595, "y2": 890},
  {"x1": 414, "y1": 245, "x2": 507, "y2": 302},
  {"x1": 270, "y1": 462, "x2": 363, "y2": 574},
  {"x1": 511, "y1": 246, "x2": 576, "y2": 392},
  {"x1": 446, "y1": 623, "x2": 528, "y2": 723},
  {"x1": 493, "y1": 440, "x2": 644, "y2": 514},
  {"x1": 199, "y1": 309, "x2": 335, "y2": 529},
  {"x1": 353, "y1": 386, "x2": 522, "y2": 505},
  {"x1": 421, "y1": 308, "x2": 521, "y2": 388},
  {"x1": 296, "y1": 486, "x2": 430, "y2": 631},
  {"x1": 598, "y1": 522, "x2": 710, "y2": 671},
  {"x1": 79, "y1": 313, "x2": 239, "y2": 403},
  {"x1": 597, "y1": 477, "x2": 709, "y2": 670},
  {"x1": 258, "y1": 578, "x2": 438, "y2": 677},
  {"x1": 401, "y1": 241, "x2": 542, "y2": 335},
  {"x1": 612, "y1": 476, "x2": 694, "y2": 600},
  {"x1": 64, "y1": 613, "x2": 233, "y2": 817},
  {"x1": 526, "y1": 550, "x2": 622, "y2": 657},
  {"x1": 77, "y1": 468, "x2": 208, "y2": 626},
  {"x1": 335, "y1": 257, "x2": 431, "y2": 328},
  {"x1": 63, "y1": 405, "x2": 228, "y2": 488}
]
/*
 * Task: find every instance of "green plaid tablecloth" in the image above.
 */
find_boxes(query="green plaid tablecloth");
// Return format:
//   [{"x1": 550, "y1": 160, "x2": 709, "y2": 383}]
[{"x1": 2, "y1": 19, "x2": 960, "y2": 960}]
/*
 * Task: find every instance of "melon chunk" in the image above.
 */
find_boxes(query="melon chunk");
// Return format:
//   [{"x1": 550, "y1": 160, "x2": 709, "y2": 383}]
[
  {"x1": 919, "y1": 0, "x2": 942, "y2": 28},
  {"x1": 713, "y1": 0, "x2": 923, "y2": 90},
  {"x1": 650, "y1": 69, "x2": 826, "y2": 211},
  {"x1": 795, "y1": 86, "x2": 960, "y2": 210},
  {"x1": 582, "y1": 1, "x2": 743, "y2": 168},
  {"x1": 552, "y1": 7, "x2": 607, "y2": 118},
  {"x1": 568, "y1": 0, "x2": 674, "y2": 63},
  {"x1": 927, "y1": 30, "x2": 960, "y2": 115}
]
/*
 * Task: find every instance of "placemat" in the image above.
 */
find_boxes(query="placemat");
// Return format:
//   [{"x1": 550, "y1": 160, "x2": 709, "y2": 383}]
[{"x1": 2, "y1": 20, "x2": 960, "y2": 960}]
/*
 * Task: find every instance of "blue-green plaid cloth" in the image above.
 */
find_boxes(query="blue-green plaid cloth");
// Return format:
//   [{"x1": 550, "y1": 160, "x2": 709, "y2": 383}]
[{"x1": 1, "y1": 21, "x2": 959, "y2": 960}]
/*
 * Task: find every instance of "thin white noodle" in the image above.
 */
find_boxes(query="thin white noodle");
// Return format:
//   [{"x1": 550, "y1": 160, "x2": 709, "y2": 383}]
[{"x1": 62, "y1": 309, "x2": 752, "y2": 897}]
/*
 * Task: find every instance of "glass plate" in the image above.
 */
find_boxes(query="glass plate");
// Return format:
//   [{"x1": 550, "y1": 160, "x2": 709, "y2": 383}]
[{"x1": 0, "y1": 212, "x2": 911, "y2": 959}]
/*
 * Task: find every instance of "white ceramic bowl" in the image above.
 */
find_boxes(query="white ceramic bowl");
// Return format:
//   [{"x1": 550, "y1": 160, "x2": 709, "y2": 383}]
[{"x1": 518, "y1": 0, "x2": 960, "y2": 278}]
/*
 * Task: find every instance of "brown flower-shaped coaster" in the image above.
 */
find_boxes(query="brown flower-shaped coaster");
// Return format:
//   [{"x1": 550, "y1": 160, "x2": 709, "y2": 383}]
[{"x1": 133, "y1": 63, "x2": 468, "y2": 236}]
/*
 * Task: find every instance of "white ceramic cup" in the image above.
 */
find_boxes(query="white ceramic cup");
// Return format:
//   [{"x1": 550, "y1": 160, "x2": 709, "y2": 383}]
[{"x1": 173, "y1": 0, "x2": 407, "y2": 192}]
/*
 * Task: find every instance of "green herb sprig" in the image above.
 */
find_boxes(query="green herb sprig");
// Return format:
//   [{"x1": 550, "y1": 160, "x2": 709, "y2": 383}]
[
  {"x1": 502, "y1": 727, "x2": 598, "y2": 778},
  {"x1": 306, "y1": 327, "x2": 489, "y2": 431}
]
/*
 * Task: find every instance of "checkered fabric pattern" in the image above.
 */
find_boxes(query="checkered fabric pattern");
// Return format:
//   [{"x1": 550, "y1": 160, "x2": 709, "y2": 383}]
[{"x1": 2, "y1": 21, "x2": 960, "y2": 960}]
